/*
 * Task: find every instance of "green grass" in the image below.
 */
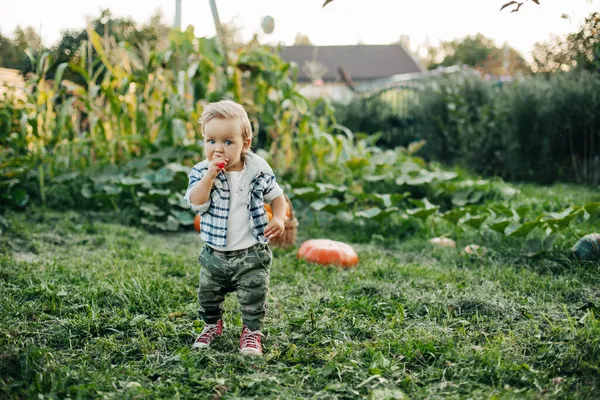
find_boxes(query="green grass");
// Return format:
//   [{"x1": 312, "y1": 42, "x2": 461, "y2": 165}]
[{"x1": 1, "y1": 198, "x2": 599, "y2": 399}]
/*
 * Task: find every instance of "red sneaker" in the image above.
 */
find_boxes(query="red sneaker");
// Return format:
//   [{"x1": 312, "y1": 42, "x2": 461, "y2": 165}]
[
  {"x1": 192, "y1": 320, "x2": 223, "y2": 349},
  {"x1": 239, "y1": 325, "x2": 264, "y2": 356}
]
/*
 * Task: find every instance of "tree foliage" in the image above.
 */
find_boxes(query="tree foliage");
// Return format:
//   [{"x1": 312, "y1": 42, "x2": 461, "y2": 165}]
[
  {"x1": 533, "y1": 12, "x2": 600, "y2": 73},
  {"x1": 294, "y1": 33, "x2": 312, "y2": 46},
  {"x1": 0, "y1": 9, "x2": 170, "y2": 80},
  {"x1": 324, "y1": 0, "x2": 542, "y2": 11},
  {"x1": 426, "y1": 34, "x2": 531, "y2": 76}
]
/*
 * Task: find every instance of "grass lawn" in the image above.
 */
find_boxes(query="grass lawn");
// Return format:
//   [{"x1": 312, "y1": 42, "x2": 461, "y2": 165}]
[{"x1": 1, "y1": 185, "x2": 599, "y2": 399}]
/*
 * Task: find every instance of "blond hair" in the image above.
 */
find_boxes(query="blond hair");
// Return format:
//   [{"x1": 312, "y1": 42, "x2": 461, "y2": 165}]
[{"x1": 199, "y1": 100, "x2": 253, "y2": 144}]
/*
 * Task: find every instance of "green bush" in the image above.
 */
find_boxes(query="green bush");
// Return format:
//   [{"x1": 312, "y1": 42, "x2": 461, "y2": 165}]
[
  {"x1": 334, "y1": 95, "x2": 420, "y2": 148},
  {"x1": 338, "y1": 71, "x2": 600, "y2": 185}
]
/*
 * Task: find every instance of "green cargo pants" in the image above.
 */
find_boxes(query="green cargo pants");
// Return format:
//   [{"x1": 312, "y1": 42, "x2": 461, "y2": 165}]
[{"x1": 197, "y1": 242, "x2": 272, "y2": 331}]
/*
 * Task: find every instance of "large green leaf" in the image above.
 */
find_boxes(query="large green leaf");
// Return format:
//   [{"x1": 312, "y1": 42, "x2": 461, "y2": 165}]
[
  {"x1": 488, "y1": 204, "x2": 515, "y2": 218},
  {"x1": 406, "y1": 203, "x2": 439, "y2": 219},
  {"x1": 316, "y1": 183, "x2": 347, "y2": 194},
  {"x1": 441, "y1": 208, "x2": 468, "y2": 225},
  {"x1": 584, "y1": 202, "x2": 600, "y2": 216},
  {"x1": 140, "y1": 204, "x2": 165, "y2": 217},
  {"x1": 119, "y1": 177, "x2": 146, "y2": 186},
  {"x1": 506, "y1": 220, "x2": 543, "y2": 237},
  {"x1": 355, "y1": 207, "x2": 382, "y2": 219},
  {"x1": 53, "y1": 63, "x2": 69, "y2": 89},
  {"x1": 488, "y1": 219, "x2": 511, "y2": 234},
  {"x1": 452, "y1": 189, "x2": 485, "y2": 207},
  {"x1": 523, "y1": 234, "x2": 558, "y2": 257},
  {"x1": 462, "y1": 214, "x2": 488, "y2": 229},
  {"x1": 171, "y1": 210, "x2": 195, "y2": 225},
  {"x1": 372, "y1": 194, "x2": 392, "y2": 208},
  {"x1": 364, "y1": 174, "x2": 390, "y2": 182},
  {"x1": 10, "y1": 189, "x2": 29, "y2": 207},
  {"x1": 292, "y1": 187, "x2": 323, "y2": 202},
  {"x1": 523, "y1": 237, "x2": 543, "y2": 257},
  {"x1": 345, "y1": 157, "x2": 369, "y2": 171},
  {"x1": 311, "y1": 198, "x2": 345, "y2": 213},
  {"x1": 97, "y1": 184, "x2": 122, "y2": 196},
  {"x1": 543, "y1": 207, "x2": 584, "y2": 230},
  {"x1": 147, "y1": 168, "x2": 175, "y2": 185}
]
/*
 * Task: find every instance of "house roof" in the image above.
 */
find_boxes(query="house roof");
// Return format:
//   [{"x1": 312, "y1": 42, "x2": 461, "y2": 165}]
[{"x1": 279, "y1": 45, "x2": 425, "y2": 82}]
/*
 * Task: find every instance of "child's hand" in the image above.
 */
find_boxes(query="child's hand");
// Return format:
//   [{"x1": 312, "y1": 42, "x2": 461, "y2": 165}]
[
  {"x1": 264, "y1": 216, "x2": 285, "y2": 240},
  {"x1": 207, "y1": 157, "x2": 228, "y2": 179}
]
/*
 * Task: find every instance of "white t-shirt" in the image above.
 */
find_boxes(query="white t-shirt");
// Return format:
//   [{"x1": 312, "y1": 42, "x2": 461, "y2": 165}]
[{"x1": 217, "y1": 167, "x2": 259, "y2": 251}]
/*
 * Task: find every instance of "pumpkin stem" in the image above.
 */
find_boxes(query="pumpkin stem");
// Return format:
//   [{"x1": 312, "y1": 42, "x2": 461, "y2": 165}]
[{"x1": 568, "y1": 225, "x2": 582, "y2": 240}]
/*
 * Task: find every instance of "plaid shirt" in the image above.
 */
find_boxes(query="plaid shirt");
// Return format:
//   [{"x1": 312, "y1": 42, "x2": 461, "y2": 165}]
[{"x1": 184, "y1": 152, "x2": 284, "y2": 248}]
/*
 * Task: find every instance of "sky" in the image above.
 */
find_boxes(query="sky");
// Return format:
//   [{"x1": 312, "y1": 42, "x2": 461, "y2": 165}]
[{"x1": 0, "y1": 0, "x2": 597, "y2": 60}]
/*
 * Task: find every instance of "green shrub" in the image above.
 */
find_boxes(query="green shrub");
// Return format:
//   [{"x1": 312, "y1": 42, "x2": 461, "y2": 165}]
[{"x1": 338, "y1": 71, "x2": 600, "y2": 185}]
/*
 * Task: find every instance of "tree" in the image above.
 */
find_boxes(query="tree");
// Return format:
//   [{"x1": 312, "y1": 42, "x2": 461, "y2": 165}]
[
  {"x1": 48, "y1": 9, "x2": 170, "y2": 83},
  {"x1": 532, "y1": 35, "x2": 573, "y2": 73},
  {"x1": 429, "y1": 34, "x2": 531, "y2": 76},
  {"x1": 0, "y1": 26, "x2": 42, "y2": 73},
  {"x1": 569, "y1": 12, "x2": 600, "y2": 72},
  {"x1": 499, "y1": 0, "x2": 540, "y2": 13},
  {"x1": 436, "y1": 34, "x2": 496, "y2": 69},
  {"x1": 13, "y1": 26, "x2": 42, "y2": 52},
  {"x1": 294, "y1": 33, "x2": 312, "y2": 46},
  {"x1": 0, "y1": 32, "x2": 24, "y2": 69},
  {"x1": 323, "y1": 0, "x2": 579, "y2": 13},
  {"x1": 533, "y1": 12, "x2": 600, "y2": 73}
]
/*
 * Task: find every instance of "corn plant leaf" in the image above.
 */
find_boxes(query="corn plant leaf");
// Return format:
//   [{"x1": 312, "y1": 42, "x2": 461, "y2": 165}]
[
  {"x1": 87, "y1": 27, "x2": 114, "y2": 77},
  {"x1": 407, "y1": 140, "x2": 426, "y2": 155},
  {"x1": 53, "y1": 63, "x2": 69, "y2": 88}
]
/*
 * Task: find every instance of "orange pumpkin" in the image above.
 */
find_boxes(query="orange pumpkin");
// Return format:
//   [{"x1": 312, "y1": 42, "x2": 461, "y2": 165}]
[
  {"x1": 297, "y1": 239, "x2": 359, "y2": 268},
  {"x1": 263, "y1": 202, "x2": 291, "y2": 221},
  {"x1": 264, "y1": 204, "x2": 274, "y2": 220}
]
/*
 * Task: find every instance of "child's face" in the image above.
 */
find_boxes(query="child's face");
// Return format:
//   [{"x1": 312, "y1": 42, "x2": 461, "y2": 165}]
[{"x1": 203, "y1": 118, "x2": 251, "y2": 171}]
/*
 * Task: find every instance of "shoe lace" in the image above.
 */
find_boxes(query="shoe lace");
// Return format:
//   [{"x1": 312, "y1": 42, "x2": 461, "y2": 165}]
[
  {"x1": 242, "y1": 328, "x2": 264, "y2": 348},
  {"x1": 197, "y1": 323, "x2": 219, "y2": 343}
]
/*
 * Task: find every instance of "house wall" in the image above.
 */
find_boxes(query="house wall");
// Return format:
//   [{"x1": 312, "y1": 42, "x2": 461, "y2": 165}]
[{"x1": 297, "y1": 82, "x2": 354, "y2": 104}]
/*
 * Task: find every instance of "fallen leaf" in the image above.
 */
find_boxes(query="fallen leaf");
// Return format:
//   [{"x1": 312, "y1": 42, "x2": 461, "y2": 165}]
[{"x1": 168, "y1": 311, "x2": 186, "y2": 318}]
